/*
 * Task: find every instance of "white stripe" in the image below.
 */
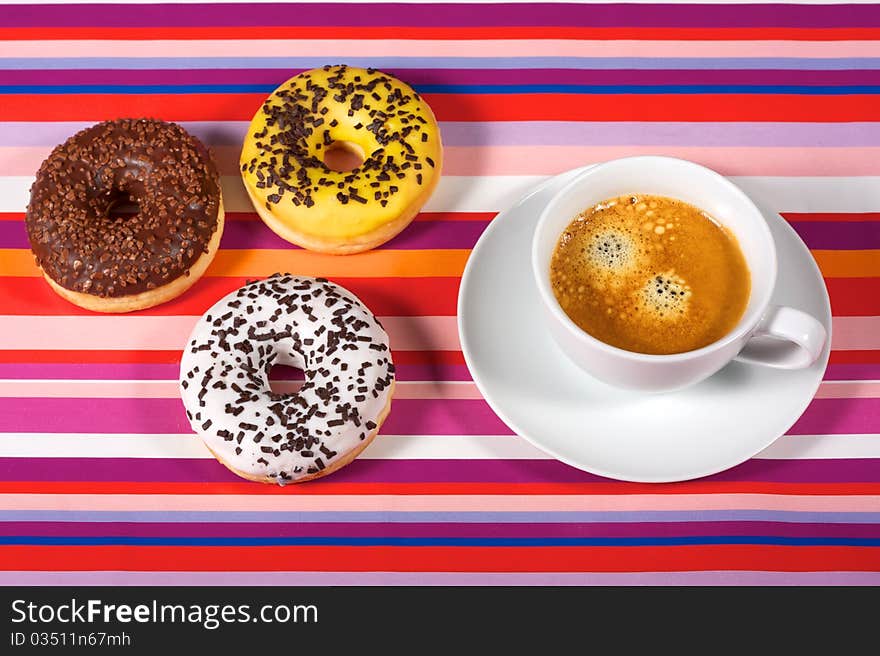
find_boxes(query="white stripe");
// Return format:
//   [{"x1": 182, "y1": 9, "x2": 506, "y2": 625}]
[
  {"x1": 0, "y1": 432, "x2": 877, "y2": 460},
  {"x1": 0, "y1": 433, "x2": 548, "y2": 460},
  {"x1": 6, "y1": 175, "x2": 880, "y2": 215},
  {"x1": 756, "y1": 434, "x2": 880, "y2": 460}
]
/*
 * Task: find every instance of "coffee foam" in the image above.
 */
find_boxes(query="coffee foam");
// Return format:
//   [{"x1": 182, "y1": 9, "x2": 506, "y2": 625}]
[
  {"x1": 585, "y1": 228, "x2": 638, "y2": 274},
  {"x1": 637, "y1": 270, "x2": 692, "y2": 320}
]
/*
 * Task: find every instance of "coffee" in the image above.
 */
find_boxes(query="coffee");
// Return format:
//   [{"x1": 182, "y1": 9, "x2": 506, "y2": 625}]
[{"x1": 549, "y1": 194, "x2": 750, "y2": 355}]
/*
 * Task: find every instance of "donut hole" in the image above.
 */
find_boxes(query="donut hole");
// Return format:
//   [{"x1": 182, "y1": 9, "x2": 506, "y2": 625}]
[
  {"x1": 106, "y1": 194, "x2": 140, "y2": 221},
  {"x1": 266, "y1": 363, "x2": 305, "y2": 396},
  {"x1": 323, "y1": 141, "x2": 366, "y2": 173}
]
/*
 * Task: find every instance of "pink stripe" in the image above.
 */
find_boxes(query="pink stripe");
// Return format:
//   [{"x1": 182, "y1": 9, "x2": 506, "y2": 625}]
[
  {"x1": 0, "y1": 315, "x2": 461, "y2": 351},
  {"x1": 10, "y1": 145, "x2": 880, "y2": 177},
  {"x1": 0, "y1": 380, "x2": 482, "y2": 399},
  {"x1": 814, "y1": 382, "x2": 880, "y2": 399},
  {"x1": 6, "y1": 39, "x2": 880, "y2": 58},
  {"x1": 0, "y1": 316, "x2": 869, "y2": 351},
  {"x1": 0, "y1": 494, "x2": 877, "y2": 512},
  {"x1": 831, "y1": 317, "x2": 880, "y2": 351},
  {"x1": 446, "y1": 146, "x2": 880, "y2": 177},
  {"x1": 0, "y1": 379, "x2": 861, "y2": 400}
]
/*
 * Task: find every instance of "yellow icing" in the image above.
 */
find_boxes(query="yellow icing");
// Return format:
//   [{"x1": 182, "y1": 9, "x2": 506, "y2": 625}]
[{"x1": 240, "y1": 65, "x2": 443, "y2": 241}]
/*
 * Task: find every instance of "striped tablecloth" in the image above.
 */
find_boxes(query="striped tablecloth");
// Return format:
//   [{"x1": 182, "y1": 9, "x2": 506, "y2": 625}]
[{"x1": 1, "y1": 1, "x2": 879, "y2": 585}]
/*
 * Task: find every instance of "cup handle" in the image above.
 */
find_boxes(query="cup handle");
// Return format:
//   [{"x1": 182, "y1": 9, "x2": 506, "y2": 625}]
[{"x1": 734, "y1": 305, "x2": 827, "y2": 370}]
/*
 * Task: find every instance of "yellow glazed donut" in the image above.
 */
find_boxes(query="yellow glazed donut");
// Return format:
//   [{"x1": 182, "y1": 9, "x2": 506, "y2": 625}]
[{"x1": 240, "y1": 65, "x2": 443, "y2": 254}]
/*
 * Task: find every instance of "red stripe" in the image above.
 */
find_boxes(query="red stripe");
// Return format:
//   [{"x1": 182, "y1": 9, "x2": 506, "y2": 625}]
[
  {"x1": 0, "y1": 482, "x2": 878, "y2": 495},
  {"x1": 782, "y1": 212, "x2": 880, "y2": 223},
  {"x1": 0, "y1": 275, "x2": 461, "y2": 316},
  {"x1": 5, "y1": 94, "x2": 880, "y2": 122},
  {"x1": 1, "y1": 26, "x2": 879, "y2": 41},
  {"x1": 0, "y1": 349, "x2": 465, "y2": 366},
  {"x1": 828, "y1": 350, "x2": 880, "y2": 365},
  {"x1": 3, "y1": 545, "x2": 878, "y2": 572},
  {"x1": 0, "y1": 348, "x2": 870, "y2": 367},
  {"x1": 1, "y1": 274, "x2": 875, "y2": 317},
  {"x1": 826, "y1": 278, "x2": 880, "y2": 317},
  {"x1": 417, "y1": 212, "x2": 494, "y2": 222},
  {"x1": 0, "y1": 350, "x2": 181, "y2": 365}
]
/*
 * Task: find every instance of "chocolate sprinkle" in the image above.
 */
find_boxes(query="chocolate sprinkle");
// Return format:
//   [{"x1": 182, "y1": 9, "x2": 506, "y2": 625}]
[
  {"x1": 243, "y1": 65, "x2": 438, "y2": 213},
  {"x1": 26, "y1": 118, "x2": 221, "y2": 297},
  {"x1": 180, "y1": 274, "x2": 395, "y2": 484}
]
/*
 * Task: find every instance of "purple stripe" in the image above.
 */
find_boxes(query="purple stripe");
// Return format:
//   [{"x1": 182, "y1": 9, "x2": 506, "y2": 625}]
[
  {"x1": 222, "y1": 220, "x2": 485, "y2": 251},
  {"x1": 1, "y1": 457, "x2": 880, "y2": 483},
  {"x1": 5, "y1": 218, "x2": 877, "y2": 252},
  {"x1": 789, "y1": 221, "x2": 880, "y2": 251},
  {"x1": 0, "y1": 220, "x2": 486, "y2": 251},
  {"x1": 789, "y1": 398, "x2": 880, "y2": 435},
  {"x1": 10, "y1": 219, "x2": 877, "y2": 253},
  {"x1": 8, "y1": 68, "x2": 880, "y2": 87},
  {"x1": 6, "y1": 219, "x2": 878, "y2": 251},
  {"x1": 0, "y1": 363, "x2": 472, "y2": 382},
  {"x1": 824, "y1": 364, "x2": 880, "y2": 381},
  {"x1": 2, "y1": 397, "x2": 877, "y2": 436},
  {"x1": 6, "y1": 121, "x2": 880, "y2": 148},
  {"x1": 3, "y1": 520, "x2": 879, "y2": 539},
  {"x1": 3, "y1": 4, "x2": 880, "y2": 28},
  {"x1": 3, "y1": 571, "x2": 880, "y2": 586},
  {"x1": 0, "y1": 398, "x2": 506, "y2": 435}
]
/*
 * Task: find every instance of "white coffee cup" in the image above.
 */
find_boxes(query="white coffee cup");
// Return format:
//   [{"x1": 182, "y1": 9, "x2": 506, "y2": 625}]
[{"x1": 531, "y1": 156, "x2": 827, "y2": 392}]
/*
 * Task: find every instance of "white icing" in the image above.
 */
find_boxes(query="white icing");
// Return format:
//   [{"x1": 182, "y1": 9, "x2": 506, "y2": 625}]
[{"x1": 179, "y1": 274, "x2": 394, "y2": 483}]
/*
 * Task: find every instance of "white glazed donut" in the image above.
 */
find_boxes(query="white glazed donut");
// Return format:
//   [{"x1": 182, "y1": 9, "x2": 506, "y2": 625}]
[{"x1": 179, "y1": 273, "x2": 395, "y2": 484}]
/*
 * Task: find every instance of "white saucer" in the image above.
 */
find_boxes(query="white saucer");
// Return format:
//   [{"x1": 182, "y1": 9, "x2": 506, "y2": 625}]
[{"x1": 458, "y1": 167, "x2": 832, "y2": 482}]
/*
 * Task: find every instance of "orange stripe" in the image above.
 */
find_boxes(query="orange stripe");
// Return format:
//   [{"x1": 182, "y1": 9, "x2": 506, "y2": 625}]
[
  {"x1": 0, "y1": 482, "x2": 876, "y2": 495},
  {"x1": 1, "y1": 211, "x2": 493, "y2": 223},
  {"x1": 4, "y1": 94, "x2": 880, "y2": 123},
  {"x1": 3, "y1": 545, "x2": 879, "y2": 572},
  {"x1": 813, "y1": 250, "x2": 880, "y2": 278},
  {"x1": 225, "y1": 212, "x2": 494, "y2": 223},
  {"x1": 2, "y1": 26, "x2": 880, "y2": 41},
  {"x1": 0, "y1": 248, "x2": 470, "y2": 278},
  {"x1": 3, "y1": 248, "x2": 875, "y2": 279}
]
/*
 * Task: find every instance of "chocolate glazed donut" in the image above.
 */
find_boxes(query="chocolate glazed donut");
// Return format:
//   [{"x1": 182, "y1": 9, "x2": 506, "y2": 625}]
[{"x1": 25, "y1": 118, "x2": 224, "y2": 312}]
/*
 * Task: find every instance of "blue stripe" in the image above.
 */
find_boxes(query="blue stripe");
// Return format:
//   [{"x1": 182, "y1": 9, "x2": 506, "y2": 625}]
[
  {"x1": 2, "y1": 536, "x2": 880, "y2": 546},
  {"x1": 3, "y1": 57, "x2": 880, "y2": 71},
  {"x1": 5, "y1": 84, "x2": 880, "y2": 95}
]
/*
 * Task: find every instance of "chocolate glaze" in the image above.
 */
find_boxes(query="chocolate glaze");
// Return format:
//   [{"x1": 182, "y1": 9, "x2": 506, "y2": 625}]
[{"x1": 25, "y1": 118, "x2": 221, "y2": 297}]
